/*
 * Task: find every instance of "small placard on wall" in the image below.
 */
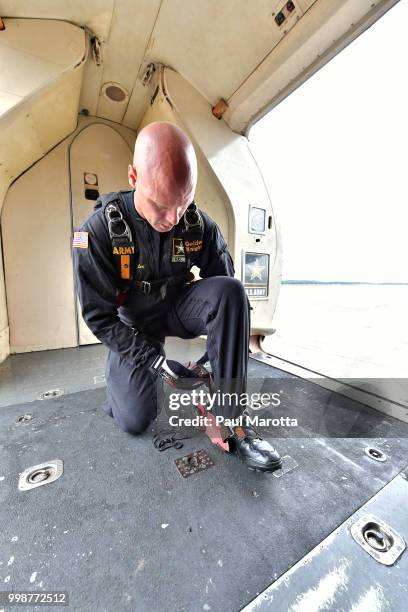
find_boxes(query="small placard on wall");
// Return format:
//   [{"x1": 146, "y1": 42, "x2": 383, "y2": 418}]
[{"x1": 244, "y1": 252, "x2": 269, "y2": 298}]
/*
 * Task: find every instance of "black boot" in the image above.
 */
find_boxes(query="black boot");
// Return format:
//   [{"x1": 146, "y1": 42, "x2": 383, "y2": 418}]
[{"x1": 227, "y1": 426, "x2": 282, "y2": 473}]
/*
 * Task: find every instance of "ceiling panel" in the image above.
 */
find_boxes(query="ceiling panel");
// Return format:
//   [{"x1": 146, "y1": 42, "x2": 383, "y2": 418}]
[
  {"x1": 0, "y1": 0, "x2": 400, "y2": 134},
  {"x1": 1, "y1": 0, "x2": 115, "y2": 39},
  {"x1": 1, "y1": 18, "x2": 85, "y2": 65},
  {"x1": 1, "y1": 46, "x2": 64, "y2": 98},
  {"x1": 147, "y1": 0, "x2": 288, "y2": 104},
  {"x1": 95, "y1": 0, "x2": 161, "y2": 122},
  {"x1": 0, "y1": 19, "x2": 86, "y2": 118},
  {"x1": 0, "y1": 19, "x2": 86, "y2": 212}
]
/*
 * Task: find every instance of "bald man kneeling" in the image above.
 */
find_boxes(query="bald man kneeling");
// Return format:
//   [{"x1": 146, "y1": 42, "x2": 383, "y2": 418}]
[{"x1": 73, "y1": 121, "x2": 282, "y2": 473}]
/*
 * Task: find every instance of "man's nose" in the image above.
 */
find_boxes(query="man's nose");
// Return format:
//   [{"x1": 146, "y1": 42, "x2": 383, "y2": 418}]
[{"x1": 165, "y1": 208, "x2": 180, "y2": 226}]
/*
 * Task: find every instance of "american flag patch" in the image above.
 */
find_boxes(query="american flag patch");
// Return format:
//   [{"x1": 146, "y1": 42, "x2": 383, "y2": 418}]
[{"x1": 72, "y1": 231, "x2": 88, "y2": 249}]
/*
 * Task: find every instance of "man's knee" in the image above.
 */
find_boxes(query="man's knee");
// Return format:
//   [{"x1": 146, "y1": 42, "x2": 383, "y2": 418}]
[
  {"x1": 114, "y1": 405, "x2": 156, "y2": 436},
  {"x1": 214, "y1": 276, "x2": 247, "y2": 303},
  {"x1": 117, "y1": 417, "x2": 152, "y2": 436}
]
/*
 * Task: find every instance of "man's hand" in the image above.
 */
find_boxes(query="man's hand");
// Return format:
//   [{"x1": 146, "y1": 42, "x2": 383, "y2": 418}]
[
  {"x1": 149, "y1": 355, "x2": 207, "y2": 389},
  {"x1": 184, "y1": 270, "x2": 197, "y2": 287}
]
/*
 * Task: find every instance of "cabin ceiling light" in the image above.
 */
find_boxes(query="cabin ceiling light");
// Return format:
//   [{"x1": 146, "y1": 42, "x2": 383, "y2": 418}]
[{"x1": 102, "y1": 82, "x2": 129, "y2": 104}]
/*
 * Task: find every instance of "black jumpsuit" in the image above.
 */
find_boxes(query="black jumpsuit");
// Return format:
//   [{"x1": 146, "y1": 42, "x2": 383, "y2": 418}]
[{"x1": 73, "y1": 190, "x2": 250, "y2": 437}]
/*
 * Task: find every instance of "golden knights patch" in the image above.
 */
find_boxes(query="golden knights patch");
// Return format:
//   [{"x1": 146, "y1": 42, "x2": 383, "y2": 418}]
[
  {"x1": 172, "y1": 238, "x2": 186, "y2": 262},
  {"x1": 185, "y1": 239, "x2": 203, "y2": 253}
]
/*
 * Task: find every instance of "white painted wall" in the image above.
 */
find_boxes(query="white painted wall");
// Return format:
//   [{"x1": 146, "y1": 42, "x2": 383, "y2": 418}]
[
  {"x1": 1, "y1": 117, "x2": 136, "y2": 356},
  {"x1": 0, "y1": 18, "x2": 86, "y2": 362},
  {"x1": 0, "y1": 235, "x2": 9, "y2": 363}
]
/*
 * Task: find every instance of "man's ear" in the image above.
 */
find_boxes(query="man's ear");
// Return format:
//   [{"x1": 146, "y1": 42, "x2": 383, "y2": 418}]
[{"x1": 128, "y1": 164, "x2": 137, "y2": 188}]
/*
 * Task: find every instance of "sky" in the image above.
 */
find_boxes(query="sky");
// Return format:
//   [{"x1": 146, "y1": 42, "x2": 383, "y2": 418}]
[{"x1": 249, "y1": 0, "x2": 407, "y2": 283}]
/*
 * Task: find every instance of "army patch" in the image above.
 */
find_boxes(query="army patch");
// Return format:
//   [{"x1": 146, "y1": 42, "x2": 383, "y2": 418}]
[
  {"x1": 185, "y1": 239, "x2": 203, "y2": 253},
  {"x1": 172, "y1": 238, "x2": 186, "y2": 262},
  {"x1": 112, "y1": 246, "x2": 135, "y2": 255},
  {"x1": 72, "y1": 231, "x2": 88, "y2": 249}
]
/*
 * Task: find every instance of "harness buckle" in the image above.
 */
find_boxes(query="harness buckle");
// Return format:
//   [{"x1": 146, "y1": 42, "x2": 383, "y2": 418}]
[
  {"x1": 105, "y1": 202, "x2": 133, "y2": 242},
  {"x1": 182, "y1": 201, "x2": 203, "y2": 235},
  {"x1": 141, "y1": 281, "x2": 151, "y2": 295}
]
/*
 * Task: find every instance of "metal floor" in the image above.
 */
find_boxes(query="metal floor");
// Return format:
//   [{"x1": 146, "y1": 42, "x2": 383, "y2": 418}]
[
  {"x1": 0, "y1": 338, "x2": 205, "y2": 408},
  {"x1": 1, "y1": 345, "x2": 408, "y2": 611}
]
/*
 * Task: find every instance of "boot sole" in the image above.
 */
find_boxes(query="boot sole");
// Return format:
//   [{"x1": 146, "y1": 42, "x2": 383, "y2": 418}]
[
  {"x1": 246, "y1": 460, "x2": 283, "y2": 473},
  {"x1": 233, "y1": 451, "x2": 283, "y2": 473},
  {"x1": 224, "y1": 439, "x2": 283, "y2": 473}
]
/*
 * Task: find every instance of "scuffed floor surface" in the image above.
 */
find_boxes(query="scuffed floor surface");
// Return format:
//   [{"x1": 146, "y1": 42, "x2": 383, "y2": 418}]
[{"x1": 1, "y1": 359, "x2": 408, "y2": 611}]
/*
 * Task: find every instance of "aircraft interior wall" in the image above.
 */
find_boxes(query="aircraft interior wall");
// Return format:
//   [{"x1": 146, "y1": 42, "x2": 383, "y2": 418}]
[
  {"x1": 0, "y1": 17, "x2": 87, "y2": 362},
  {"x1": 2, "y1": 142, "x2": 78, "y2": 353},
  {"x1": 0, "y1": 159, "x2": 12, "y2": 362},
  {"x1": 69, "y1": 122, "x2": 136, "y2": 346},
  {"x1": 1, "y1": 117, "x2": 137, "y2": 357},
  {"x1": 0, "y1": 232, "x2": 9, "y2": 363}
]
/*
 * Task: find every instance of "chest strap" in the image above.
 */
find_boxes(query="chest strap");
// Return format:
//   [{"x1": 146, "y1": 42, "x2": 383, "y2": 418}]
[
  {"x1": 134, "y1": 271, "x2": 195, "y2": 298},
  {"x1": 104, "y1": 201, "x2": 135, "y2": 283},
  {"x1": 102, "y1": 195, "x2": 202, "y2": 303}
]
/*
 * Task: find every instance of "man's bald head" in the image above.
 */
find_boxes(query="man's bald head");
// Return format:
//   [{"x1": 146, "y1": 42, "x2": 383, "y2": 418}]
[{"x1": 128, "y1": 121, "x2": 198, "y2": 232}]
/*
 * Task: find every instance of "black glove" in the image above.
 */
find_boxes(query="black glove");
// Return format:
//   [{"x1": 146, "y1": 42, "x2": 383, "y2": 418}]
[{"x1": 149, "y1": 355, "x2": 207, "y2": 390}]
